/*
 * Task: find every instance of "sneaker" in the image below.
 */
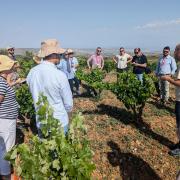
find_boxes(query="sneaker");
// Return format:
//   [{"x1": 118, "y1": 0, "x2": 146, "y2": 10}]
[{"x1": 169, "y1": 148, "x2": 180, "y2": 157}]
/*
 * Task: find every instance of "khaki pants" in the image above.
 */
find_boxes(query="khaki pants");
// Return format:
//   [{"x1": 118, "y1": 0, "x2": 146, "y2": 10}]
[
  {"x1": 0, "y1": 119, "x2": 16, "y2": 175},
  {"x1": 159, "y1": 79, "x2": 170, "y2": 101}
]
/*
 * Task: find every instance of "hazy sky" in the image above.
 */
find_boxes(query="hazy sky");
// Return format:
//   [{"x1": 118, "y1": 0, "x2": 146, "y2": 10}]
[{"x1": 0, "y1": 0, "x2": 180, "y2": 50}]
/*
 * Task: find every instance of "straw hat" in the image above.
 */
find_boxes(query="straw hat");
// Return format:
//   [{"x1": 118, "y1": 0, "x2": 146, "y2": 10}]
[
  {"x1": 0, "y1": 55, "x2": 16, "y2": 72},
  {"x1": 37, "y1": 39, "x2": 65, "y2": 58},
  {"x1": 67, "y1": 48, "x2": 74, "y2": 54}
]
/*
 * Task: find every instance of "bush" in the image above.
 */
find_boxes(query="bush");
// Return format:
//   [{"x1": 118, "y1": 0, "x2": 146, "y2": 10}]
[
  {"x1": 104, "y1": 60, "x2": 115, "y2": 73},
  {"x1": 16, "y1": 84, "x2": 35, "y2": 119},
  {"x1": 76, "y1": 68, "x2": 106, "y2": 96},
  {"x1": 6, "y1": 95, "x2": 95, "y2": 179},
  {"x1": 109, "y1": 72, "x2": 155, "y2": 120}
]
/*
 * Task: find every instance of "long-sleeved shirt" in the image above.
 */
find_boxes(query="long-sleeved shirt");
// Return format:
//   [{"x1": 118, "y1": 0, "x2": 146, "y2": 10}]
[
  {"x1": 156, "y1": 55, "x2": 177, "y2": 75},
  {"x1": 26, "y1": 61, "x2": 73, "y2": 128},
  {"x1": 57, "y1": 57, "x2": 78, "y2": 79}
]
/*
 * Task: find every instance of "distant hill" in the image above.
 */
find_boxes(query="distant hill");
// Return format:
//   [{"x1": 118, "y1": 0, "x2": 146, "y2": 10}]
[{"x1": 1, "y1": 48, "x2": 161, "y2": 57}]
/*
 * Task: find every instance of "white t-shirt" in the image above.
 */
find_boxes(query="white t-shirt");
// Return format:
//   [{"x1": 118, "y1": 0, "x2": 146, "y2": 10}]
[
  {"x1": 175, "y1": 65, "x2": 180, "y2": 101},
  {"x1": 116, "y1": 53, "x2": 131, "y2": 69}
]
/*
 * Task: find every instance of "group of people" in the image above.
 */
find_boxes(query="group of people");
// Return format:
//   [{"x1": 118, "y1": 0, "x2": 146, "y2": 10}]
[{"x1": 0, "y1": 39, "x2": 180, "y2": 179}]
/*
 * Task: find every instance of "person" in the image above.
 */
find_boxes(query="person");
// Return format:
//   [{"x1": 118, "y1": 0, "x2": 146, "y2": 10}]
[
  {"x1": 156, "y1": 46, "x2": 177, "y2": 104},
  {"x1": 132, "y1": 48, "x2": 147, "y2": 83},
  {"x1": 68, "y1": 49, "x2": 81, "y2": 95},
  {"x1": 6, "y1": 46, "x2": 16, "y2": 61},
  {"x1": 26, "y1": 39, "x2": 73, "y2": 135},
  {"x1": 87, "y1": 47, "x2": 104, "y2": 70},
  {"x1": 0, "y1": 55, "x2": 19, "y2": 180},
  {"x1": 113, "y1": 47, "x2": 132, "y2": 73},
  {"x1": 6, "y1": 46, "x2": 23, "y2": 87},
  {"x1": 160, "y1": 44, "x2": 180, "y2": 156},
  {"x1": 57, "y1": 49, "x2": 80, "y2": 95}
]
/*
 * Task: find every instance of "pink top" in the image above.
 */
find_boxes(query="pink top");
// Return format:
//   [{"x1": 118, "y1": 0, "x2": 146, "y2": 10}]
[{"x1": 89, "y1": 54, "x2": 103, "y2": 68}]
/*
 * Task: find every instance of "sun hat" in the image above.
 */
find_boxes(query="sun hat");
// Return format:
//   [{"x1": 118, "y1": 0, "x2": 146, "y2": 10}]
[
  {"x1": 37, "y1": 39, "x2": 65, "y2": 58},
  {"x1": 67, "y1": 48, "x2": 74, "y2": 54},
  {"x1": 0, "y1": 55, "x2": 16, "y2": 72},
  {"x1": 6, "y1": 46, "x2": 15, "y2": 50}
]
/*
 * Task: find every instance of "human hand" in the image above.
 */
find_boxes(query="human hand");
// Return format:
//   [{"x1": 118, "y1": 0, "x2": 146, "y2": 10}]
[{"x1": 160, "y1": 75, "x2": 171, "y2": 81}]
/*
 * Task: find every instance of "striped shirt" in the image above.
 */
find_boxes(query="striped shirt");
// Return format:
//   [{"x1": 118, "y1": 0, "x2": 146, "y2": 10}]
[{"x1": 0, "y1": 76, "x2": 19, "y2": 119}]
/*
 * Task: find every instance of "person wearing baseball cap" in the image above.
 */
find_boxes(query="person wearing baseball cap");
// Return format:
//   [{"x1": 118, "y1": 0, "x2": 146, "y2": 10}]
[
  {"x1": 0, "y1": 55, "x2": 19, "y2": 179},
  {"x1": 6, "y1": 46, "x2": 16, "y2": 61},
  {"x1": 26, "y1": 39, "x2": 73, "y2": 135}
]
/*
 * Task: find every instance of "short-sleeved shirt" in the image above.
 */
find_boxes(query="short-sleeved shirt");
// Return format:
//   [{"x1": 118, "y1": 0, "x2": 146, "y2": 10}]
[
  {"x1": 116, "y1": 53, "x2": 131, "y2": 69},
  {"x1": 175, "y1": 65, "x2": 180, "y2": 101},
  {"x1": 0, "y1": 76, "x2": 19, "y2": 119},
  {"x1": 132, "y1": 54, "x2": 147, "y2": 74},
  {"x1": 57, "y1": 57, "x2": 78, "y2": 79},
  {"x1": 88, "y1": 54, "x2": 103, "y2": 69}
]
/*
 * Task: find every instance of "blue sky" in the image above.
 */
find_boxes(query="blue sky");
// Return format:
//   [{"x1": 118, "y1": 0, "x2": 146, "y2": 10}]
[{"x1": 0, "y1": 0, "x2": 180, "y2": 50}]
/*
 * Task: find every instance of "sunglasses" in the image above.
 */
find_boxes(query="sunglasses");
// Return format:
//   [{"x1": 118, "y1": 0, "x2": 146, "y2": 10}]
[
  {"x1": 163, "y1": 51, "x2": 169, "y2": 53},
  {"x1": 97, "y1": 50, "x2": 102, "y2": 52},
  {"x1": 8, "y1": 49, "x2": 14, "y2": 51},
  {"x1": 134, "y1": 51, "x2": 139, "y2": 54}
]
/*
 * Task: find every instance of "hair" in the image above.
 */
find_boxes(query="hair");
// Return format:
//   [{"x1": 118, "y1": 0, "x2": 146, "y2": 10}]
[
  {"x1": 163, "y1": 46, "x2": 170, "y2": 51},
  {"x1": 174, "y1": 44, "x2": 180, "y2": 61},
  {"x1": 134, "y1": 48, "x2": 141, "y2": 52},
  {"x1": 43, "y1": 53, "x2": 60, "y2": 60},
  {"x1": 96, "y1": 47, "x2": 102, "y2": 50},
  {"x1": 120, "y1": 47, "x2": 124, "y2": 50}
]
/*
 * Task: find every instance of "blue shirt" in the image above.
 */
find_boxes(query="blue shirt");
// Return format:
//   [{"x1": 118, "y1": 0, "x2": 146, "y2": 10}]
[
  {"x1": 57, "y1": 57, "x2": 78, "y2": 79},
  {"x1": 156, "y1": 55, "x2": 177, "y2": 75},
  {"x1": 26, "y1": 61, "x2": 73, "y2": 128}
]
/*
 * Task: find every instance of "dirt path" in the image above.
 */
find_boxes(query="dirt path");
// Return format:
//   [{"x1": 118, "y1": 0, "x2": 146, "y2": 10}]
[{"x1": 73, "y1": 91, "x2": 179, "y2": 180}]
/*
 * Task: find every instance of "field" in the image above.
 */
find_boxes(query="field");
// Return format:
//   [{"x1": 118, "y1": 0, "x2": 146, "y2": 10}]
[{"x1": 12, "y1": 53, "x2": 179, "y2": 180}]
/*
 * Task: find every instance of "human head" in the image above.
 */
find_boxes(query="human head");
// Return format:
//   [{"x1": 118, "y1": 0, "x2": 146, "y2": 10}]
[
  {"x1": 67, "y1": 49, "x2": 74, "y2": 58},
  {"x1": 43, "y1": 53, "x2": 61, "y2": 65},
  {"x1": 96, "y1": 47, "x2": 102, "y2": 55},
  {"x1": 64, "y1": 50, "x2": 69, "y2": 60},
  {"x1": 119, "y1": 47, "x2": 125, "y2": 55},
  {"x1": 174, "y1": 44, "x2": 180, "y2": 61},
  {"x1": 134, "y1": 48, "x2": 141, "y2": 57},
  {"x1": 6, "y1": 46, "x2": 15, "y2": 55},
  {"x1": 0, "y1": 55, "x2": 16, "y2": 77},
  {"x1": 163, "y1": 46, "x2": 170, "y2": 57},
  {"x1": 37, "y1": 39, "x2": 65, "y2": 63}
]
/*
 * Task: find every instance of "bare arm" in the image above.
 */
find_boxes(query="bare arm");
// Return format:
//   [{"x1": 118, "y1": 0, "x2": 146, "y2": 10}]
[
  {"x1": 161, "y1": 76, "x2": 180, "y2": 87},
  {"x1": 113, "y1": 56, "x2": 117, "y2": 64},
  {"x1": 127, "y1": 56, "x2": 133, "y2": 64},
  {"x1": 87, "y1": 57, "x2": 92, "y2": 69},
  {"x1": 133, "y1": 62, "x2": 147, "y2": 68},
  {"x1": 0, "y1": 95, "x2": 4, "y2": 103},
  {"x1": 101, "y1": 57, "x2": 104, "y2": 69}
]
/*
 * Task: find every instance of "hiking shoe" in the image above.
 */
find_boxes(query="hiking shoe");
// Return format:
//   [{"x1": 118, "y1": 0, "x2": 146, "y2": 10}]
[{"x1": 169, "y1": 148, "x2": 180, "y2": 157}]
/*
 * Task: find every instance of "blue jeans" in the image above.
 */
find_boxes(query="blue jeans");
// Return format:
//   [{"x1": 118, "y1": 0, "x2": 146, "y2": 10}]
[{"x1": 136, "y1": 74, "x2": 143, "y2": 83}]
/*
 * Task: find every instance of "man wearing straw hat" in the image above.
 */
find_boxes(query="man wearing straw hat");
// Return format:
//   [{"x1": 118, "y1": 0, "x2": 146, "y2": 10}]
[
  {"x1": 0, "y1": 55, "x2": 19, "y2": 180},
  {"x1": 26, "y1": 39, "x2": 73, "y2": 134}
]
